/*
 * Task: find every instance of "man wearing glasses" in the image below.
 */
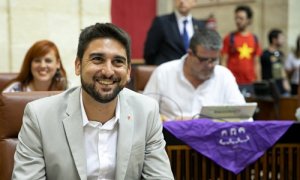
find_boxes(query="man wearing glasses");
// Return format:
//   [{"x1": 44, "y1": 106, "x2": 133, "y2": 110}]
[{"x1": 144, "y1": 29, "x2": 245, "y2": 121}]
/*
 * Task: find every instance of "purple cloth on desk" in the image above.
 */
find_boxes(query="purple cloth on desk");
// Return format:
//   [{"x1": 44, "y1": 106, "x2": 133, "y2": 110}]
[{"x1": 163, "y1": 119, "x2": 293, "y2": 174}]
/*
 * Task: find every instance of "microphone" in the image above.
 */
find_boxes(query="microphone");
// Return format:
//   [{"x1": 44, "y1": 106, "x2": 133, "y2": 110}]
[
  {"x1": 144, "y1": 92, "x2": 231, "y2": 122},
  {"x1": 191, "y1": 113, "x2": 228, "y2": 122},
  {"x1": 143, "y1": 92, "x2": 184, "y2": 121}
]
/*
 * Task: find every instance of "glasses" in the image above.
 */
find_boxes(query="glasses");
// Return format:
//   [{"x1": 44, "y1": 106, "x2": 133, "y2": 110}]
[{"x1": 192, "y1": 52, "x2": 219, "y2": 65}]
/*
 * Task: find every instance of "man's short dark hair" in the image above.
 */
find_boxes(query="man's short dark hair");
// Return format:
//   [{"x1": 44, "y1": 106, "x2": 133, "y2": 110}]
[
  {"x1": 189, "y1": 29, "x2": 222, "y2": 53},
  {"x1": 76, "y1": 23, "x2": 131, "y2": 64},
  {"x1": 268, "y1": 29, "x2": 282, "y2": 44},
  {"x1": 235, "y1": 5, "x2": 253, "y2": 19}
]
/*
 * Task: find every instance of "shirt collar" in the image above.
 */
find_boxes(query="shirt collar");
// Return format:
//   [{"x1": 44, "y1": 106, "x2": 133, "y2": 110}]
[
  {"x1": 80, "y1": 89, "x2": 120, "y2": 127},
  {"x1": 179, "y1": 54, "x2": 188, "y2": 81},
  {"x1": 175, "y1": 10, "x2": 192, "y2": 23}
]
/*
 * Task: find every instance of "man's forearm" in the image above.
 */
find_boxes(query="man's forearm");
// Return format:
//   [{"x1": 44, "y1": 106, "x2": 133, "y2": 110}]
[{"x1": 255, "y1": 56, "x2": 261, "y2": 81}]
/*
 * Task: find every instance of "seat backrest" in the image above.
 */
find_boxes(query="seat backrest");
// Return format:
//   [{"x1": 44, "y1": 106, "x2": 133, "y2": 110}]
[
  {"x1": 0, "y1": 91, "x2": 61, "y2": 180},
  {"x1": 298, "y1": 66, "x2": 300, "y2": 106},
  {"x1": 132, "y1": 65, "x2": 156, "y2": 92},
  {"x1": 0, "y1": 73, "x2": 18, "y2": 91}
]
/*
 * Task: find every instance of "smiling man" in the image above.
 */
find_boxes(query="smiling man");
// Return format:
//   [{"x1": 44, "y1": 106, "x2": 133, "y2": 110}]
[
  {"x1": 12, "y1": 23, "x2": 174, "y2": 180},
  {"x1": 144, "y1": 29, "x2": 245, "y2": 121}
]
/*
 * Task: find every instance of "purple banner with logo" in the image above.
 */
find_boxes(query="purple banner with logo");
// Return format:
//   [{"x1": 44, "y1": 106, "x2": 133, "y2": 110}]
[{"x1": 163, "y1": 119, "x2": 293, "y2": 174}]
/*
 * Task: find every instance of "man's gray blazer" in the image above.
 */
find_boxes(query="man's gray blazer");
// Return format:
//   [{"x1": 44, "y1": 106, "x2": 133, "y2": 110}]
[{"x1": 12, "y1": 87, "x2": 174, "y2": 180}]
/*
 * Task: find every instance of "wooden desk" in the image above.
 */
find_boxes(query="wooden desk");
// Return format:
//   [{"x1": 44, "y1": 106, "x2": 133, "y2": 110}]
[
  {"x1": 279, "y1": 96, "x2": 298, "y2": 120},
  {"x1": 164, "y1": 123, "x2": 300, "y2": 180},
  {"x1": 246, "y1": 96, "x2": 298, "y2": 120}
]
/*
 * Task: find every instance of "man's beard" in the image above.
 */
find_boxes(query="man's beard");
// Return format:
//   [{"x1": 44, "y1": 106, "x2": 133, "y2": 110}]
[
  {"x1": 194, "y1": 68, "x2": 214, "y2": 82},
  {"x1": 81, "y1": 75, "x2": 124, "y2": 103},
  {"x1": 237, "y1": 23, "x2": 247, "y2": 32}
]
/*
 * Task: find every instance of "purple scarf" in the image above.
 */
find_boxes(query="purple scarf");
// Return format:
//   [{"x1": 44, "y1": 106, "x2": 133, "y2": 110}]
[{"x1": 164, "y1": 119, "x2": 293, "y2": 174}]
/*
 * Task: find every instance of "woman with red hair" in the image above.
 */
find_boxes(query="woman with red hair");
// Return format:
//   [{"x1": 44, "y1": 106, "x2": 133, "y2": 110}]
[{"x1": 1, "y1": 40, "x2": 68, "y2": 92}]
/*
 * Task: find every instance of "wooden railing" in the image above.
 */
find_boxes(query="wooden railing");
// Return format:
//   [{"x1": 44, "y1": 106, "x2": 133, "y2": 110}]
[{"x1": 166, "y1": 144, "x2": 300, "y2": 180}]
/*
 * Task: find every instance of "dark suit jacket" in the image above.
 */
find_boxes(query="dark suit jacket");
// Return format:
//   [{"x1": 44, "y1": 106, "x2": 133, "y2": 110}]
[{"x1": 143, "y1": 13, "x2": 205, "y2": 65}]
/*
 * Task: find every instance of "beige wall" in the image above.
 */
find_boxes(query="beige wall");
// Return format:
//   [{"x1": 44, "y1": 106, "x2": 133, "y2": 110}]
[
  {"x1": 157, "y1": 0, "x2": 173, "y2": 15},
  {"x1": 0, "y1": 0, "x2": 111, "y2": 87},
  {"x1": 2, "y1": 0, "x2": 299, "y2": 86},
  {"x1": 0, "y1": 0, "x2": 10, "y2": 73},
  {"x1": 288, "y1": 0, "x2": 300, "y2": 50},
  {"x1": 158, "y1": 0, "x2": 300, "y2": 54}
]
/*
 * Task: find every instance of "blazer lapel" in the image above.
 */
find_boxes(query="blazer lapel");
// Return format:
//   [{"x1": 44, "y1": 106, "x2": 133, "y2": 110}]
[
  {"x1": 115, "y1": 89, "x2": 134, "y2": 179},
  {"x1": 192, "y1": 18, "x2": 201, "y2": 32},
  {"x1": 169, "y1": 13, "x2": 185, "y2": 51},
  {"x1": 63, "y1": 87, "x2": 87, "y2": 180}
]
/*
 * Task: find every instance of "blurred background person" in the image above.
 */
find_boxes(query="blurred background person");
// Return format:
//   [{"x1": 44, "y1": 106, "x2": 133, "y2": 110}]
[
  {"x1": 143, "y1": 0, "x2": 205, "y2": 65},
  {"x1": 1, "y1": 40, "x2": 68, "y2": 92},
  {"x1": 221, "y1": 5, "x2": 262, "y2": 94},
  {"x1": 260, "y1": 29, "x2": 290, "y2": 96},
  {"x1": 144, "y1": 29, "x2": 245, "y2": 121},
  {"x1": 285, "y1": 35, "x2": 300, "y2": 95}
]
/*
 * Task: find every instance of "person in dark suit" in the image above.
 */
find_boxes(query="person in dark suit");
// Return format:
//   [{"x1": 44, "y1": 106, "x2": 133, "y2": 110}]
[{"x1": 143, "y1": 0, "x2": 205, "y2": 65}]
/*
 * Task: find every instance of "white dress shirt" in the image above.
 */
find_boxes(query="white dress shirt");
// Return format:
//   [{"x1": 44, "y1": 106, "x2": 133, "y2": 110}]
[
  {"x1": 2, "y1": 82, "x2": 32, "y2": 92},
  {"x1": 143, "y1": 55, "x2": 246, "y2": 120},
  {"x1": 80, "y1": 91, "x2": 120, "y2": 180},
  {"x1": 175, "y1": 11, "x2": 194, "y2": 40},
  {"x1": 285, "y1": 53, "x2": 300, "y2": 84}
]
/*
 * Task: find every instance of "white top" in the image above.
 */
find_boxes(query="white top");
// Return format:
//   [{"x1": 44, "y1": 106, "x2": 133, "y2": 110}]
[
  {"x1": 284, "y1": 53, "x2": 300, "y2": 84},
  {"x1": 80, "y1": 91, "x2": 120, "y2": 180},
  {"x1": 2, "y1": 81, "x2": 32, "y2": 92},
  {"x1": 175, "y1": 11, "x2": 194, "y2": 40},
  {"x1": 143, "y1": 55, "x2": 246, "y2": 120}
]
